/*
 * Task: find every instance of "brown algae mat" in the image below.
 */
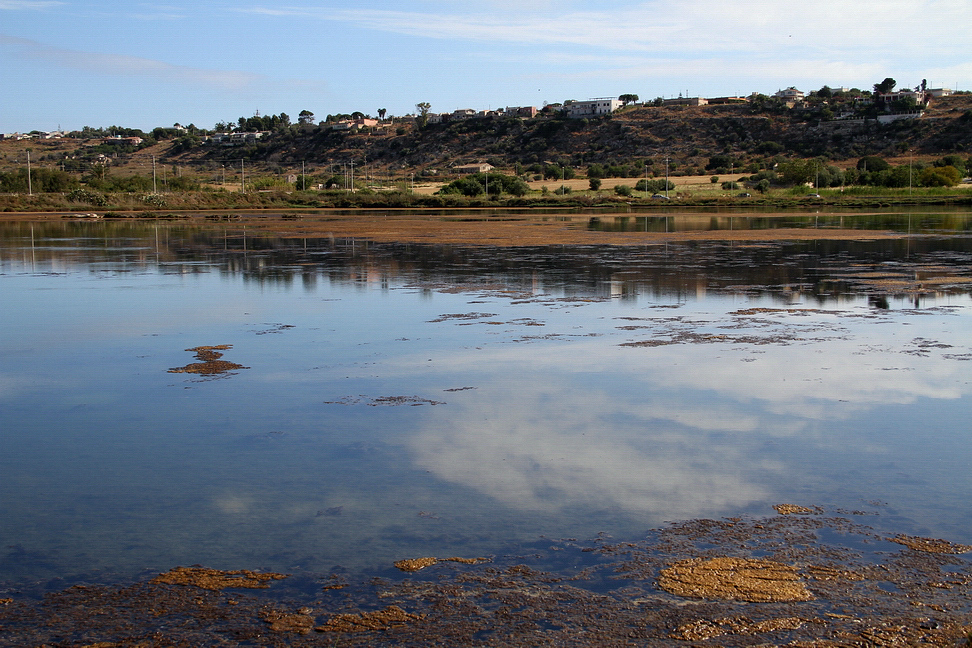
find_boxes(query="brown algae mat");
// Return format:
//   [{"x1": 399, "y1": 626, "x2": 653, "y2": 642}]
[
  {"x1": 3, "y1": 509, "x2": 972, "y2": 646},
  {"x1": 167, "y1": 344, "x2": 249, "y2": 376}
]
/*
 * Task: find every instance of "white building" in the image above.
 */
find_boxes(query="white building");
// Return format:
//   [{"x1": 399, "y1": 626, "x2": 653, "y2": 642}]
[
  {"x1": 566, "y1": 98, "x2": 622, "y2": 118},
  {"x1": 774, "y1": 87, "x2": 805, "y2": 101}
]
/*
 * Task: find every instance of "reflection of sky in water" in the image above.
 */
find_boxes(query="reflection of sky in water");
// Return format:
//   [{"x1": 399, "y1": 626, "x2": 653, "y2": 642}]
[{"x1": 1, "y1": 225, "x2": 972, "y2": 581}]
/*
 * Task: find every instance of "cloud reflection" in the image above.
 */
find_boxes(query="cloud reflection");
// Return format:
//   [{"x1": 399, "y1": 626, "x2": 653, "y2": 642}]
[
  {"x1": 406, "y1": 306, "x2": 972, "y2": 519},
  {"x1": 410, "y1": 379, "x2": 769, "y2": 519}
]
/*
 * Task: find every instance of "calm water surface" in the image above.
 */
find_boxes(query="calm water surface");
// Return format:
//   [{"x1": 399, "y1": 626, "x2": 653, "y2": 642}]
[{"x1": 2, "y1": 218, "x2": 972, "y2": 585}]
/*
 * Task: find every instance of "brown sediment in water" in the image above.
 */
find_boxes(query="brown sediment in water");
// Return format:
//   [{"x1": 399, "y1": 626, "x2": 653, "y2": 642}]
[
  {"x1": 658, "y1": 557, "x2": 814, "y2": 602},
  {"x1": 261, "y1": 607, "x2": 317, "y2": 634},
  {"x1": 672, "y1": 615, "x2": 807, "y2": 641},
  {"x1": 3, "y1": 513, "x2": 972, "y2": 646},
  {"x1": 151, "y1": 566, "x2": 288, "y2": 590},
  {"x1": 394, "y1": 556, "x2": 490, "y2": 572},
  {"x1": 774, "y1": 503, "x2": 824, "y2": 515},
  {"x1": 889, "y1": 534, "x2": 972, "y2": 554},
  {"x1": 315, "y1": 605, "x2": 424, "y2": 633},
  {"x1": 167, "y1": 345, "x2": 249, "y2": 375}
]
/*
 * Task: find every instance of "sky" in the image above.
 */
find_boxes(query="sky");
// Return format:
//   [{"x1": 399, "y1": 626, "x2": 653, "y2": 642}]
[{"x1": 2, "y1": 0, "x2": 971, "y2": 133}]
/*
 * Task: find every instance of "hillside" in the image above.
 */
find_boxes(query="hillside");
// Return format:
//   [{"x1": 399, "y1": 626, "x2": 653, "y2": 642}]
[
  {"x1": 170, "y1": 95, "x2": 972, "y2": 178},
  {"x1": 3, "y1": 95, "x2": 971, "y2": 186}
]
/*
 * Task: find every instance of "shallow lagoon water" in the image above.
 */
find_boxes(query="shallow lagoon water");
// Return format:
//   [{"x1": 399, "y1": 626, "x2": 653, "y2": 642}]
[{"x1": 2, "y1": 219, "x2": 972, "y2": 587}]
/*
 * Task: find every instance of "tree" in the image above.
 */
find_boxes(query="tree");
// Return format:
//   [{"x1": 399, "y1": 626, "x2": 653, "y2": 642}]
[
  {"x1": 589, "y1": 178, "x2": 602, "y2": 191},
  {"x1": 416, "y1": 102, "x2": 431, "y2": 128},
  {"x1": 298, "y1": 110, "x2": 315, "y2": 125},
  {"x1": 857, "y1": 156, "x2": 890, "y2": 172},
  {"x1": 874, "y1": 77, "x2": 896, "y2": 94},
  {"x1": 936, "y1": 155, "x2": 966, "y2": 177},
  {"x1": 920, "y1": 166, "x2": 961, "y2": 187},
  {"x1": 777, "y1": 159, "x2": 815, "y2": 185},
  {"x1": 378, "y1": 108, "x2": 387, "y2": 121},
  {"x1": 619, "y1": 94, "x2": 639, "y2": 105}
]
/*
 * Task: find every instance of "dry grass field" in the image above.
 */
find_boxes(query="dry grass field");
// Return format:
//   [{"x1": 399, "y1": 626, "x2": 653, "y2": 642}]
[{"x1": 411, "y1": 174, "x2": 749, "y2": 198}]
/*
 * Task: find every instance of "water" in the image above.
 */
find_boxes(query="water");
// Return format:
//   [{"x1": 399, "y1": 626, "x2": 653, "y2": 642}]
[{"x1": 2, "y1": 218, "x2": 972, "y2": 586}]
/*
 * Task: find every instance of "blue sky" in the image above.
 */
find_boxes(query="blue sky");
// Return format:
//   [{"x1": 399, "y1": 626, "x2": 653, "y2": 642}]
[{"x1": 2, "y1": 0, "x2": 971, "y2": 133}]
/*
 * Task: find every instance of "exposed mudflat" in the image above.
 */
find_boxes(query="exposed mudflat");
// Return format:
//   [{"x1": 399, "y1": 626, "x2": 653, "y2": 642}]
[{"x1": 0, "y1": 210, "x2": 920, "y2": 247}]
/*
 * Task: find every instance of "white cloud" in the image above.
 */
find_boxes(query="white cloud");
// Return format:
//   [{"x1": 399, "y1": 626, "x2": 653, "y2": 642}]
[{"x1": 236, "y1": 1, "x2": 971, "y2": 57}]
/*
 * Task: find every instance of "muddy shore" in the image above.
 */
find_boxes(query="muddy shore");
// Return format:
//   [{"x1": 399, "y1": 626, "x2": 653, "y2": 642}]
[{"x1": 0, "y1": 209, "x2": 920, "y2": 247}]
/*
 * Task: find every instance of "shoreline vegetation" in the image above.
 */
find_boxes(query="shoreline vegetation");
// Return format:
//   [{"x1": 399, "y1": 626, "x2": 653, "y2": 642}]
[{"x1": 1, "y1": 184, "x2": 970, "y2": 215}]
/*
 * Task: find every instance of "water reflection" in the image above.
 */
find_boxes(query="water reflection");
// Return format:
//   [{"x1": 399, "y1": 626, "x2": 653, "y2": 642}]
[
  {"x1": 3, "y1": 221, "x2": 972, "y2": 305},
  {"x1": 1, "y1": 219, "x2": 972, "y2": 583},
  {"x1": 585, "y1": 210, "x2": 972, "y2": 234}
]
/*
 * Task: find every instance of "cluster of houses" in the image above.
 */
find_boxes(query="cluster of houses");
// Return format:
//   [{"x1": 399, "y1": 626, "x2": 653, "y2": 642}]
[
  {"x1": 773, "y1": 86, "x2": 953, "y2": 103},
  {"x1": 101, "y1": 135, "x2": 144, "y2": 146},
  {"x1": 424, "y1": 105, "x2": 538, "y2": 124},
  {"x1": 0, "y1": 130, "x2": 67, "y2": 141},
  {"x1": 208, "y1": 131, "x2": 267, "y2": 146},
  {"x1": 771, "y1": 85, "x2": 954, "y2": 123}
]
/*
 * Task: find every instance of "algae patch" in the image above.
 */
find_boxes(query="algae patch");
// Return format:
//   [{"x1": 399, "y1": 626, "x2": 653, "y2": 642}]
[
  {"x1": 316, "y1": 605, "x2": 423, "y2": 633},
  {"x1": 151, "y1": 566, "x2": 288, "y2": 590},
  {"x1": 394, "y1": 556, "x2": 490, "y2": 572},
  {"x1": 773, "y1": 503, "x2": 824, "y2": 515},
  {"x1": 889, "y1": 534, "x2": 972, "y2": 554},
  {"x1": 659, "y1": 557, "x2": 814, "y2": 602},
  {"x1": 167, "y1": 345, "x2": 249, "y2": 375}
]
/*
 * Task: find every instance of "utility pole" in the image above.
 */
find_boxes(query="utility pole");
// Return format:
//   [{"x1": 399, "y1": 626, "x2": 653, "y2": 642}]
[
  {"x1": 665, "y1": 157, "x2": 670, "y2": 198},
  {"x1": 241, "y1": 159, "x2": 245, "y2": 193},
  {"x1": 909, "y1": 150, "x2": 913, "y2": 195},
  {"x1": 153, "y1": 156, "x2": 157, "y2": 193},
  {"x1": 644, "y1": 164, "x2": 649, "y2": 198},
  {"x1": 302, "y1": 161, "x2": 306, "y2": 191},
  {"x1": 26, "y1": 150, "x2": 32, "y2": 196},
  {"x1": 350, "y1": 161, "x2": 355, "y2": 193}
]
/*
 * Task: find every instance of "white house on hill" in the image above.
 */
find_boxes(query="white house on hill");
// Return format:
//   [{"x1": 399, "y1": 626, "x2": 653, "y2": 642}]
[
  {"x1": 774, "y1": 87, "x2": 805, "y2": 101},
  {"x1": 567, "y1": 98, "x2": 622, "y2": 118}
]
